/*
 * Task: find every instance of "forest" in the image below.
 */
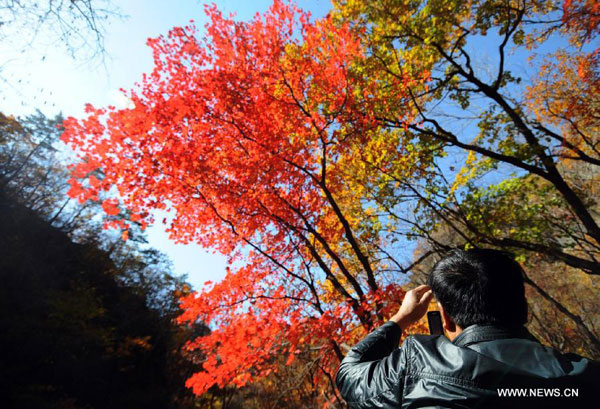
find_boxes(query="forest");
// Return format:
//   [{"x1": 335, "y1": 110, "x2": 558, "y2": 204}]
[{"x1": 1, "y1": 0, "x2": 599, "y2": 408}]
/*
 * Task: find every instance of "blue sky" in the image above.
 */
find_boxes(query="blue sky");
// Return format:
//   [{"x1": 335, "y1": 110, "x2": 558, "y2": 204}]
[{"x1": 0, "y1": 0, "x2": 331, "y2": 289}]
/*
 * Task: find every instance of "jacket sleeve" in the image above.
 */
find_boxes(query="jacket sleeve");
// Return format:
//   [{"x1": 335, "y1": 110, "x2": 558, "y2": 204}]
[{"x1": 335, "y1": 321, "x2": 409, "y2": 408}]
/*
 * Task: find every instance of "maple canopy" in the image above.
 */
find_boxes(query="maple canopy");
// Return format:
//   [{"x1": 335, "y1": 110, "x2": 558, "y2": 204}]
[
  {"x1": 61, "y1": 0, "x2": 600, "y2": 403},
  {"x1": 61, "y1": 0, "x2": 429, "y2": 399}
]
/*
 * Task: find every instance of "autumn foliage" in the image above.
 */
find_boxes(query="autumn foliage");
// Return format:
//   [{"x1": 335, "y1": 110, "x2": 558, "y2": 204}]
[
  {"x1": 61, "y1": 0, "x2": 427, "y2": 402},
  {"x1": 61, "y1": 0, "x2": 600, "y2": 405}
]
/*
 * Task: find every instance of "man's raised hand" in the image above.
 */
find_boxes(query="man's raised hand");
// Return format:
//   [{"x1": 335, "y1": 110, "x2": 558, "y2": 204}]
[{"x1": 390, "y1": 285, "x2": 433, "y2": 329}]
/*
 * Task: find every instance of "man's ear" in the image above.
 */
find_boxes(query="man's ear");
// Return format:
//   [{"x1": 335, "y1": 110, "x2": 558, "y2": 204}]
[{"x1": 438, "y1": 302, "x2": 457, "y2": 333}]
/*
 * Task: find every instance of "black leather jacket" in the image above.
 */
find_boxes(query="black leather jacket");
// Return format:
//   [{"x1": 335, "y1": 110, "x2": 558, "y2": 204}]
[{"x1": 336, "y1": 321, "x2": 599, "y2": 408}]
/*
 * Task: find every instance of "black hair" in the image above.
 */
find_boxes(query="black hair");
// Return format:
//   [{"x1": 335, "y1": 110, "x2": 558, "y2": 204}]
[{"x1": 427, "y1": 248, "x2": 528, "y2": 329}]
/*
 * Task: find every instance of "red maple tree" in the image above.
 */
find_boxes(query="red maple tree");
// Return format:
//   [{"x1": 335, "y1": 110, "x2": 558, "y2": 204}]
[{"x1": 61, "y1": 0, "x2": 427, "y2": 401}]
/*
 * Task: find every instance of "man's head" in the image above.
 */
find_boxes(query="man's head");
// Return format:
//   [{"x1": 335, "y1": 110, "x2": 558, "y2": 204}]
[{"x1": 427, "y1": 248, "x2": 528, "y2": 336}]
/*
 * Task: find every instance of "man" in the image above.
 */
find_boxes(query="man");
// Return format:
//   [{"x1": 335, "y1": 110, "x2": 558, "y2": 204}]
[{"x1": 335, "y1": 249, "x2": 599, "y2": 408}]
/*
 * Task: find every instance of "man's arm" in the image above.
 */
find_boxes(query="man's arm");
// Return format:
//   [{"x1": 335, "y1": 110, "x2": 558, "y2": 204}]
[
  {"x1": 335, "y1": 285, "x2": 433, "y2": 408},
  {"x1": 335, "y1": 321, "x2": 406, "y2": 408}
]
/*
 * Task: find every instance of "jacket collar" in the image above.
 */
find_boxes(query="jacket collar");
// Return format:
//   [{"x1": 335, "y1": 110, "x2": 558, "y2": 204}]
[{"x1": 452, "y1": 324, "x2": 539, "y2": 348}]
